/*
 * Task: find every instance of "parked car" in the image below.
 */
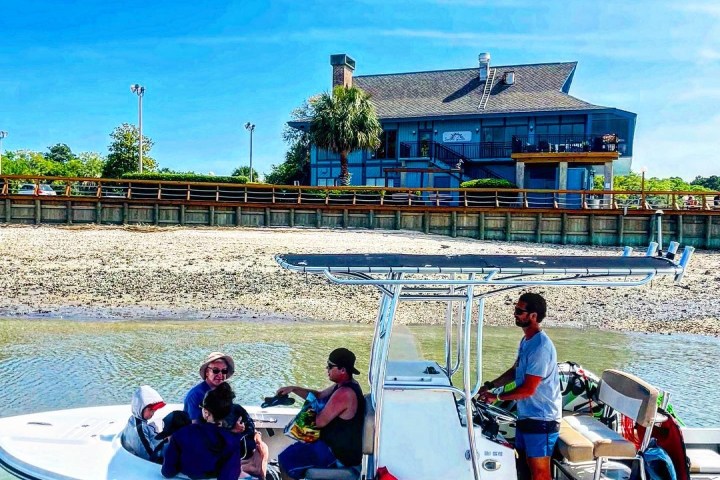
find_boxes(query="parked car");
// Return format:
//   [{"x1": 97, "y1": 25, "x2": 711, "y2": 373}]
[{"x1": 16, "y1": 184, "x2": 57, "y2": 196}]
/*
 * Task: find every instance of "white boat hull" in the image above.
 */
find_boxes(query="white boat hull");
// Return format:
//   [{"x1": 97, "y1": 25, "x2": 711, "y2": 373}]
[{"x1": 0, "y1": 404, "x2": 298, "y2": 480}]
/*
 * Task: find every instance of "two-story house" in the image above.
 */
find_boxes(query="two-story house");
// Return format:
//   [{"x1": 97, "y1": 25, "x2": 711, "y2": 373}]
[{"x1": 290, "y1": 53, "x2": 636, "y2": 198}]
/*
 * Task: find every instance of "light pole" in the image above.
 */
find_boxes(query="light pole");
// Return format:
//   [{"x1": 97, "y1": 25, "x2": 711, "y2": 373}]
[
  {"x1": 640, "y1": 166, "x2": 647, "y2": 209},
  {"x1": 244, "y1": 122, "x2": 255, "y2": 182},
  {"x1": 0, "y1": 131, "x2": 7, "y2": 175},
  {"x1": 130, "y1": 84, "x2": 145, "y2": 173}
]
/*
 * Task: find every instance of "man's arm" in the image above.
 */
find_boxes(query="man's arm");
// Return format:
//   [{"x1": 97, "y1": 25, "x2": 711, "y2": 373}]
[
  {"x1": 315, "y1": 387, "x2": 356, "y2": 428},
  {"x1": 485, "y1": 374, "x2": 542, "y2": 403},
  {"x1": 276, "y1": 385, "x2": 321, "y2": 400},
  {"x1": 184, "y1": 389, "x2": 203, "y2": 423}
]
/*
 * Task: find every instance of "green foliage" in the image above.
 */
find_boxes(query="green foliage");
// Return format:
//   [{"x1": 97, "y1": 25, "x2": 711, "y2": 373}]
[
  {"x1": 231, "y1": 165, "x2": 260, "y2": 180},
  {"x1": 121, "y1": 172, "x2": 248, "y2": 184},
  {"x1": 102, "y1": 123, "x2": 157, "y2": 179},
  {"x1": 612, "y1": 172, "x2": 712, "y2": 192},
  {"x1": 461, "y1": 178, "x2": 516, "y2": 189},
  {"x1": 1, "y1": 149, "x2": 105, "y2": 177},
  {"x1": 267, "y1": 100, "x2": 314, "y2": 185},
  {"x1": 44, "y1": 143, "x2": 77, "y2": 164},
  {"x1": 691, "y1": 175, "x2": 720, "y2": 191},
  {"x1": 309, "y1": 86, "x2": 382, "y2": 185}
]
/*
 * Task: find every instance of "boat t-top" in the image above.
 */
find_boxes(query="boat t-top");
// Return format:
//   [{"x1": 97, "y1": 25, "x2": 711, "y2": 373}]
[{"x1": 2, "y1": 241, "x2": 719, "y2": 480}]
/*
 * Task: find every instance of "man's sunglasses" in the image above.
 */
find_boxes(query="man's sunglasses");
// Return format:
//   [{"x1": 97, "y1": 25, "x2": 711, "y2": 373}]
[
  {"x1": 208, "y1": 367, "x2": 229, "y2": 375},
  {"x1": 514, "y1": 307, "x2": 530, "y2": 315},
  {"x1": 326, "y1": 362, "x2": 339, "y2": 370}
]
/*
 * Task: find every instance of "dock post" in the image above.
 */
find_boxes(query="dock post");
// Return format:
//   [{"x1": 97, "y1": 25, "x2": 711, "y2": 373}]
[
  {"x1": 423, "y1": 211, "x2": 430, "y2": 234},
  {"x1": 588, "y1": 214, "x2": 595, "y2": 245},
  {"x1": 235, "y1": 206, "x2": 241, "y2": 227},
  {"x1": 35, "y1": 200, "x2": 41, "y2": 225},
  {"x1": 180, "y1": 205, "x2": 186, "y2": 226},
  {"x1": 706, "y1": 215, "x2": 713, "y2": 249},
  {"x1": 561, "y1": 213, "x2": 568, "y2": 245},
  {"x1": 66, "y1": 201, "x2": 72, "y2": 224},
  {"x1": 343, "y1": 209, "x2": 349, "y2": 228},
  {"x1": 96, "y1": 201, "x2": 102, "y2": 225},
  {"x1": 289, "y1": 208, "x2": 295, "y2": 228},
  {"x1": 451, "y1": 211, "x2": 457, "y2": 238},
  {"x1": 677, "y1": 215, "x2": 683, "y2": 244},
  {"x1": 123, "y1": 203, "x2": 129, "y2": 225},
  {"x1": 535, "y1": 213, "x2": 543, "y2": 243},
  {"x1": 478, "y1": 212, "x2": 485, "y2": 240},
  {"x1": 154, "y1": 204, "x2": 160, "y2": 226},
  {"x1": 4, "y1": 199, "x2": 10, "y2": 222},
  {"x1": 505, "y1": 212, "x2": 512, "y2": 241},
  {"x1": 316, "y1": 209, "x2": 322, "y2": 228},
  {"x1": 617, "y1": 214, "x2": 625, "y2": 246},
  {"x1": 395, "y1": 210, "x2": 401, "y2": 230}
]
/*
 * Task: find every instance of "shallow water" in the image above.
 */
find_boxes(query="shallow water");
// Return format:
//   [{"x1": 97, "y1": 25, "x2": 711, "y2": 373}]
[{"x1": 0, "y1": 319, "x2": 717, "y2": 427}]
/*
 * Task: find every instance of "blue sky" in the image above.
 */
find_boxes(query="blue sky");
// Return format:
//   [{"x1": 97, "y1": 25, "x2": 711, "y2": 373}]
[{"x1": 1, "y1": 0, "x2": 718, "y2": 180}]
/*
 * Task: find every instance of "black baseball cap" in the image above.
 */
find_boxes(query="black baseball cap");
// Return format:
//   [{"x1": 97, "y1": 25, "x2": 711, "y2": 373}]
[
  {"x1": 155, "y1": 410, "x2": 191, "y2": 440},
  {"x1": 328, "y1": 348, "x2": 360, "y2": 375}
]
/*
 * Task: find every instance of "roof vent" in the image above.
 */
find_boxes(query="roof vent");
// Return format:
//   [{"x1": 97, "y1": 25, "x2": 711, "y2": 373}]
[
  {"x1": 479, "y1": 52, "x2": 491, "y2": 82},
  {"x1": 504, "y1": 71, "x2": 515, "y2": 85}
]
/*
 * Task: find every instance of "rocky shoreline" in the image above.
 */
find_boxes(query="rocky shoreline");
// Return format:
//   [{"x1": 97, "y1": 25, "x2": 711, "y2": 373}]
[{"x1": 1, "y1": 224, "x2": 718, "y2": 336}]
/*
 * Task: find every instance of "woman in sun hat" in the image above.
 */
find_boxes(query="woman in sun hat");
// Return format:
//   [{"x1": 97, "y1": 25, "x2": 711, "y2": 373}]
[
  {"x1": 183, "y1": 352, "x2": 235, "y2": 422},
  {"x1": 182, "y1": 352, "x2": 270, "y2": 479}
]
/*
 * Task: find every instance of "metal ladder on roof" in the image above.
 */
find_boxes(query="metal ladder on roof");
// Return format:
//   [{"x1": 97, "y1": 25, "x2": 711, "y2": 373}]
[{"x1": 478, "y1": 68, "x2": 495, "y2": 110}]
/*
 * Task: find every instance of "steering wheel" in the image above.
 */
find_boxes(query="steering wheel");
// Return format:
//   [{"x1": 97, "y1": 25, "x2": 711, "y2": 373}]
[{"x1": 473, "y1": 400, "x2": 517, "y2": 424}]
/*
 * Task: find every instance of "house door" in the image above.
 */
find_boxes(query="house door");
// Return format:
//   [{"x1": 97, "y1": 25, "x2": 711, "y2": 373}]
[
  {"x1": 418, "y1": 130, "x2": 433, "y2": 158},
  {"x1": 566, "y1": 168, "x2": 587, "y2": 209},
  {"x1": 525, "y1": 165, "x2": 557, "y2": 208}
]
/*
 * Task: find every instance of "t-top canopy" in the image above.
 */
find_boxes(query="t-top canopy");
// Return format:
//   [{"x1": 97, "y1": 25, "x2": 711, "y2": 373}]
[{"x1": 276, "y1": 253, "x2": 683, "y2": 276}]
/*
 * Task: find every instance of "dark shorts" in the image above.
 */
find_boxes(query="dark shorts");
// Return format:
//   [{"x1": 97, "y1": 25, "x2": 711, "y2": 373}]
[
  {"x1": 278, "y1": 440, "x2": 338, "y2": 479},
  {"x1": 515, "y1": 419, "x2": 560, "y2": 458}
]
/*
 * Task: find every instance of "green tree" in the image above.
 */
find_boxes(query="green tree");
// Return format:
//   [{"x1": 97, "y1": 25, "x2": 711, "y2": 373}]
[
  {"x1": 231, "y1": 165, "x2": 260, "y2": 181},
  {"x1": 266, "y1": 99, "x2": 314, "y2": 185},
  {"x1": 44, "y1": 143, "x2": 77, "y2": 164},
  {"x1": 64, "y1": 152, "x2": 105, "y2": 177},
  {"x1": 102, "y1": 123, "x2": 156, "y2": 179},
  {"x1": 308, "y1": 86, "x2": 382, "y2": 185},
  {"x1": 691, "y1": 175, "x2": 720, "y2": 191}
]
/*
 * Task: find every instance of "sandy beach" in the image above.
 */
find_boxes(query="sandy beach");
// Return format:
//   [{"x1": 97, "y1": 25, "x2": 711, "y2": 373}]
[{"x1": 0, "y1": 224, "x2": 718, "y2": 336}]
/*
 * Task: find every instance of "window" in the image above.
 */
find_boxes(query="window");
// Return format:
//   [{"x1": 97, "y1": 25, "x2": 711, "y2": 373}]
[
  {"x1": 375, "y1": 130, "x2": 397, "y2": 159},
  {"x1": 365, "y1": 177, "x2": 392, "y2": 187}
]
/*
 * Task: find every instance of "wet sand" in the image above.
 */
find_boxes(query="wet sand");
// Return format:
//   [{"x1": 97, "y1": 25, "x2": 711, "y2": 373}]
[{"x1": 0, "y1": 224, "x2": 718, "y2": 336}]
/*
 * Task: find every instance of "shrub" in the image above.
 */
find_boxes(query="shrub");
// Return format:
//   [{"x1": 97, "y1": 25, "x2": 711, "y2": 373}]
[
  {"x1": 121, "y1": 172, "x2": 249, "y2": 184},
  {"x1": 461, "y1": 178, "x2": 516, "y2": 189}
]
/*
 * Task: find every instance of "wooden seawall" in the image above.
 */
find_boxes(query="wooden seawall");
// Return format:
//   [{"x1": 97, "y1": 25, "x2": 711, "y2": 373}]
[{"x1": 2, "y1": 175, "x2": 718, "y2": 249}]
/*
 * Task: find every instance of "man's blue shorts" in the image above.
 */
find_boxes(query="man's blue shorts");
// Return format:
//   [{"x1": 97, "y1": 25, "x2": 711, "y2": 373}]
[
  {"x1": 278, "y1": 440, "x2": 338, "y2": 479},
  {"x1": 515, "y1": 429, "x2": 559, "y2": 458}
]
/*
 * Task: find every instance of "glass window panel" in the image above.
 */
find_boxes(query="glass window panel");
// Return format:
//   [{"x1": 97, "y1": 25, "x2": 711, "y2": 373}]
[
  {"x1": 481, "y1": 118, "x2": 504, "y2": 127},
  {"x1": 573, "y1": 124, "x2": 585, "y2": 135},
  {"x1": 548, "y1": 125, "x2": 560, "y2": 135},
  {"x1": 536, "y1": 116, "x2": 560, "y2": 125},
  {"x1": 561, "y1": 115, "x2": 584, "y2": 123},
  {"x1": 560, "y1": 124, "x2": 573, "y2": 135},
  {"x1": 386, "y1": 131, "x2": 397, "y2": 159},
  {"x1": 506, "y1": 116, "x2": 528, "y2": 126}
]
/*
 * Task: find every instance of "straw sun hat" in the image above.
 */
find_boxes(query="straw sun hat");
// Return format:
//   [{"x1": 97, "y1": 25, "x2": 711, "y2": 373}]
[{"x1": 198, "y1": 352, "x2": 235, "y2": 380}]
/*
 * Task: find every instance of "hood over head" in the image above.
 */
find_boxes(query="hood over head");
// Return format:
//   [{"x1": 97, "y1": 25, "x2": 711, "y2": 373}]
[{"x1": 131, "y1": 385, "x2": 165, "y2": 419}]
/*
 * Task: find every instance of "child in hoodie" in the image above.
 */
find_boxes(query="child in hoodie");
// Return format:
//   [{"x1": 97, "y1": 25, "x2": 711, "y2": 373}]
[{"x1": 120, "y1": 385, "x2": 167, "y2": 463}]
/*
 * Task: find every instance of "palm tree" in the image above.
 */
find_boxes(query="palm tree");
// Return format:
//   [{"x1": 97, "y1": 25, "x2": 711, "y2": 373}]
[{"x1": 309, "y1": 86, "x2": 382, "y2": 186}]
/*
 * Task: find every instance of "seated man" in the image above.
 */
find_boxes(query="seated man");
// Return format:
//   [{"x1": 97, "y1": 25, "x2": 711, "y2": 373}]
[
  {"x1": 184, "y1": 352, "x2": 270, "y2": 480},
  {"x1": 276, "y1": 348, "x2": 366, "y2": 480}
]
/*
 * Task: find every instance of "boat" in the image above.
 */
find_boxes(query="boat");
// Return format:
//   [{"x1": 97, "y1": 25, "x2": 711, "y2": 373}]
[{"x1": 2, "y1": 241, "x2": 719, "y2": 480}]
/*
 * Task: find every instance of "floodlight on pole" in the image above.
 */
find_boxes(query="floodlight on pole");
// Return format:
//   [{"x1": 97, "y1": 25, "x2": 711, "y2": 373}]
[
  {"x1": 130, "y1": 84, "x2": 146, "y2": 173},
  {"x1": 244, "y1": 122, "x2": 255, "y2": 182},
  {"x1": 0, "y1": 131, "x2": 7, "y2": 176}
]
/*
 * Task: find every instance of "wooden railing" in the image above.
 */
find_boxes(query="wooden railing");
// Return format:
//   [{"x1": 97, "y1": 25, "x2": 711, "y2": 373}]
[{"x1": 1, "y1": 175, "x2": 719, "y2": 211}]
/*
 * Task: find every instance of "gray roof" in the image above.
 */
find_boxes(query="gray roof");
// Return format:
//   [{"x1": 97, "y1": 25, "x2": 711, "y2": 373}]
[{"x1": 352, "y1": 62, "x2": 606, "y2": 120}]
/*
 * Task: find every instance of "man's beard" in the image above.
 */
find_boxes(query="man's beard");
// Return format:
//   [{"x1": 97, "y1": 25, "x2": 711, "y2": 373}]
[{"x1": 515, "y1": 318, "x2": 531, "y2": 328}]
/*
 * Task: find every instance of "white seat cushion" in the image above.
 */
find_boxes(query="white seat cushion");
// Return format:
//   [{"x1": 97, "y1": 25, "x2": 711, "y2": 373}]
[
  {"x1": 687, "y1": 448, "x2": 720, "y2": 474},
  {"x1": 562, "y1": 416, "x2": 636, "y2": 460}
]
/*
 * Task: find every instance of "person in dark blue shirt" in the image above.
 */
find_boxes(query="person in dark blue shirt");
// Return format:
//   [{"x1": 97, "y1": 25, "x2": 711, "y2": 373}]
[{"x1": 162, "y1": 382, "x2": 255, "y2": 480}]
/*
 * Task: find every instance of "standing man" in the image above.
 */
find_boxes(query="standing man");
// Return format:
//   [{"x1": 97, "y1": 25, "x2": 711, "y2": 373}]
[
  {"x1": 478, "y1": 293, "x2": 561, "y2": 480},
  {"x1": 276, "y1": 348, "x2": 366, "y2": 480},
  {"x1": 184, "y1": 352, "x2": 270, "y2": 480}
]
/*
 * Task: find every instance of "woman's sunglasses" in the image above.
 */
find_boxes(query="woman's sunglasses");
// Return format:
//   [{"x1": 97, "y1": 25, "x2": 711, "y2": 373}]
[{"x1": 208, "y1": 367, "x2": 229, "y2": 375}]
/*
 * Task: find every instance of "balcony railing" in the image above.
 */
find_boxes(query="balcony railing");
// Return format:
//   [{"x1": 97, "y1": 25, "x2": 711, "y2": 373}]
[
  {"x1": 2, "y1": 175, "x2": 719, "y2": 212},
  {"x1": 398, "y1": 135, "x2": 624, "y2": 160}
]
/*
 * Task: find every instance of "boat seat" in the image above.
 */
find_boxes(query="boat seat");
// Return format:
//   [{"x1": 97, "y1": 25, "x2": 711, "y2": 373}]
[
  {"x1": 687, "y1": 449, "x2": 720, "y2": 474},
  {"x1": 558, "y1": 415, "x2": 636, "y2": 462},
  {"x1": 555, "y1": 369, "x2": 659, "y2": 480},
  {"x1": 305, "y1": 394, "x2": 375, "y2": 480}
]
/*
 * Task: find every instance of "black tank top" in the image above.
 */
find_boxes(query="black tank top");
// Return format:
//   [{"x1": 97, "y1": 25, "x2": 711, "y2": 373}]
[{"x1": 320, "y1": 381, "x2": 365, "y2": 466}]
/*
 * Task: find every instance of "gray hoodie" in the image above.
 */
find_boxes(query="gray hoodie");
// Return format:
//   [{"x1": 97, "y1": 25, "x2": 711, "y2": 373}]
[{"x1": 120, "y1": 385, "x2": 165, "y2": 462}]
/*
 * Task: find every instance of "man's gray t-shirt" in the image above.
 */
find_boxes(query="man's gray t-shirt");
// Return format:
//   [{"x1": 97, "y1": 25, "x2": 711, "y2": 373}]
[{"x1": 514, "y1": 331, "x2": 561, "y2": 422}]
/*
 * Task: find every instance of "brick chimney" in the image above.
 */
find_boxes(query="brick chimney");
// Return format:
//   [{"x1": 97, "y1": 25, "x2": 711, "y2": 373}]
[{"x1": 330, "y1": 54, "x2": 356, "y2": 88}]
